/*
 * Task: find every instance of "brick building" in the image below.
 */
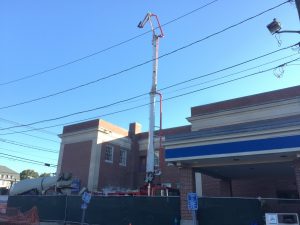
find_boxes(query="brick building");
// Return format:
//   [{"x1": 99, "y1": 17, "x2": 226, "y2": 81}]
[
  {"x1": 57, "y1": 119, "x2": 189, "y2": 192},
  {"x1": 57, "y1": 85, "x2": 300, "y2": 224},
  {"x1": 0, "y1": 165, "x2": 19, "y2": 189}
]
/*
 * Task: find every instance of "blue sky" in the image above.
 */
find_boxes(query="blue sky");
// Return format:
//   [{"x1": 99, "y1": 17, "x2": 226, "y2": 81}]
[{"x1": 0, "y1": 0, "x2": 299, "y2": 174}]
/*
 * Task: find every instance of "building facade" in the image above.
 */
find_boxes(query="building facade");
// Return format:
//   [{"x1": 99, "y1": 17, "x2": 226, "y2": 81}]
[
  {"x1": 0, "y1": 165, "x2": 20, "y2": 189},
  {"x1": 165, "y1": 85, "x2": 300, "y2": 224},
  {"x1": 57, "y1": 119, "x2": 189, "y2": 192},
  {"x1": 57, "y1": 85, "x2": 300, "y2": 221}
]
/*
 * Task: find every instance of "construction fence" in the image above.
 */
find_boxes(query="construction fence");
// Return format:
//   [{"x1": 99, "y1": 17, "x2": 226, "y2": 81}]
[
  {"x1": 197, "y1": 197, "x2": 300, "y2": 225},
  {"x1": 7, "y1": 195, "x2": 180, "y2": 225},
  {"x1": 7, "y1": 195, "x2": 300, "y2": 225}
]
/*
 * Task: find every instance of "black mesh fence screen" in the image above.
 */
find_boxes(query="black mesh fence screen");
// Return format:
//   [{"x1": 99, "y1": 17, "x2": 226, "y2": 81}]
[
  {"x1": 197, "y1": 197, "x2": 263, "y2": 225},
  {"x1": 8, "y1": 195, "x2": 180, "y2": 225},
  {"x1": 7, "y1": 195, "x2": 300, "y2": 225},
  {"x1": 197, "y1": 197, "x2": 300, "y2": 225}
]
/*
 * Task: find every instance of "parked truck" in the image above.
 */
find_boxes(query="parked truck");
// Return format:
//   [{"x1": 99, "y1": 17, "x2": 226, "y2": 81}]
[{"x1": 9, "y1": 173, "x2": 73, "y2": 196}]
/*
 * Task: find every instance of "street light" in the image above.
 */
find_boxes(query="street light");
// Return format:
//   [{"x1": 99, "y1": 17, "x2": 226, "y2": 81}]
[{"x1": 267, "y1": 18, "x2": 300, "y2": 34}]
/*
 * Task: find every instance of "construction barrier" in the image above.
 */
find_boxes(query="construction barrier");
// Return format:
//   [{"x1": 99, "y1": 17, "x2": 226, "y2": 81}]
[
  {"x1": 7, "y1": 195, "x2": 300, "y2": 225},
  {"x1": 8, "y1": 195, "x2": 180, "y2": 225},
  {"x1": 0, "y1": 206, "x2": 39, "y2": 225},
  {"x1": 197, "y1": 197, "x2": 300, "y2": 225}
]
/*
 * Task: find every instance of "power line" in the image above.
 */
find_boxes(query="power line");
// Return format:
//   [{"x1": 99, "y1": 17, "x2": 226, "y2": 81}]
[
  {"x1": 2, "y1": 58, "x2": 298, "y2": 135},
  {"x1": 0, "y1": 138, "x2": 58, "y2": 153},
  {"x1": 0, "y1": 153, "x2": 55, "y2": 166},
  {"x1": 0, "y1": 147, "x2": 57, "y2": 162},
  {"x1": 0, "y1": 125, "x2": 59, "y2": 143},
  {"x1": 0, "y1": 43, "x2": 297, "y2": 132},
  {"x1": 0, "y1": 0, "x2": 219, "y2": 86},
  {"x1": 0, "y1": 117, "x2": 57, "y2": 136},
  {"x1": 163, "y1": 53, "x2": 299, "y2": 95},
  {"x1": 164, "y1": 57, "x2": 299, "y2": 101},
  {"x1": 0, "y1": 1, "x2": 290, "y2": 111},
  {"x1": 0, "y1": 153, "x2": 57, "y2": 167},
  {"x1": 159, "y1": 43, "x2": 300, "y2": 92}
]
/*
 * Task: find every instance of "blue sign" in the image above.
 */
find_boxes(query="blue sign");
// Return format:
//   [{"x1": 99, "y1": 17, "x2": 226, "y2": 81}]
[
  {"x1": 187, "y1": 192, "x2": 198, "y2": 210},
  {"x1": 82, "y1": 192, "x2": 92, "y2": 204},
  {"x1": 71, "y1": 178, "x2": 81, "y2": 194},
  {"x1": 81, "y1": 203, "x2": 88, "y2": 210}
]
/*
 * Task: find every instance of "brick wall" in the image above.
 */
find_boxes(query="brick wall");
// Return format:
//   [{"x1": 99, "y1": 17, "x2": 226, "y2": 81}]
[
  {"x1": 202, "y1": 174, "x2": 297, "y2": 198},
  {"x1": 294, "y1": 159, "x2": 300, "y2": 196},
  {"x1": 179, "y1": 167, "x2": 195, "y2": 220},
  {"x1": 135, "y1": 149, "x2": 181, "y2": 188},
  {"x1": 98, "y1": 142, "x2": 135, "y2": 190},
  {"x1": 202, "y1": 174, "x2": 222, "y2": 196},
  {"x1": 60, "y1": 140, "x2": 92, "y2": 188}
]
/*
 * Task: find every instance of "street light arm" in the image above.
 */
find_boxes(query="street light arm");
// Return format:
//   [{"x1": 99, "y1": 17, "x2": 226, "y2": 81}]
[{"x1": 276, "y1": 30, "x2": 300, "y2": 34}]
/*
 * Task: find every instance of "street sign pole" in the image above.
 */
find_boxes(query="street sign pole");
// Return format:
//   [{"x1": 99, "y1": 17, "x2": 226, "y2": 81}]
[
  {"x1": 192, "y1": 210, "x2": 197, "y2": 225},
  {"x1": 81, "y1": 208, "x2": 86, "y2": 225},
  {"x1": 187, "y1": 192, "x2": 198, "y2": 225},
  {"x1": 80, "y1": 192, "x2": 92, "y2": 225}
]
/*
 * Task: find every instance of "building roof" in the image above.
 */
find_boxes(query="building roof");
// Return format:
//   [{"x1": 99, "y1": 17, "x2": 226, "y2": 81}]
[
  {"x1": 136, "y1": 125, "x2": 191, "y2": 139},
  {"x1": 0, "y1": 165, "x2": 19, "y2": 176},
  {"x1": 191, "y1": 85, "x2": 300, "y2": 116},
  {"x1": 166, "y1": 114, "x2": 300, "y2": 142},
  {"x1": 62, "y1": 119, "x2": 128, "y2": 136}
]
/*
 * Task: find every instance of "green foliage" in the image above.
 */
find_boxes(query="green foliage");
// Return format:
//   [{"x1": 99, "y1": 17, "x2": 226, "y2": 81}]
[
  {"x1": 39, "y1": 173, "x2": 51, "y2": 177},
  {"x1": 20, "y1": 169, "x2": 39, "y2": 180}
]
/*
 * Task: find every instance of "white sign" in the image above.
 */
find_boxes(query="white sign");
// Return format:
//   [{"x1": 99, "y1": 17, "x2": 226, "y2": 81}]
[
  {"x1": 266, "y1": 213, "x2": 278, "y2": 224},
  {"x1": 187, "y1": 192, "x2": 198, "y2": 210}
]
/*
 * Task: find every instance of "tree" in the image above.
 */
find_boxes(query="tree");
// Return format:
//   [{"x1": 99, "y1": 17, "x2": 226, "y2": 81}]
[
  {"x1": 39, "y1": 173, "x2": 51, "y2": 177},
  {"x1": 20, "y1": 169, "x2": 39, "y2": 180}
]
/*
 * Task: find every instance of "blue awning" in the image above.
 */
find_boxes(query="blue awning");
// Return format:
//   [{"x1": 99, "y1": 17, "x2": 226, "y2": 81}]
[{"x1": 165, "y1": 135, "x2": 300, "y2": 160}]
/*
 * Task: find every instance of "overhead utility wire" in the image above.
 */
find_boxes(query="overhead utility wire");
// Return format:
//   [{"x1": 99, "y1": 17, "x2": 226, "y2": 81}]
[
  {"x1": 163, "y1": 53, "x2": 299, "y2": 95},
  {"x1": 0, "y1": 138, "x2": 58, "y2": 153},
  {"x1": 0, "y1": 147, "x2": 57, "y2": 162},
  {"x1": 159, "y1": 43, "x2": 300, "y2": 92},
  {"x1": 1, "y1": 155, "x2": 47, "y2": 166},
  {"x1": 0, "y1": 43, "x2": 297, "y2": 132},
  {"x1": 0, "y1": 153, "x2": 56, "y2": 167},
  {"x1": 163, "y1": 58, "x2": 300, "y2": 101},
  {"x1": 2, "y1": 58, "x2": 297, "y2": 135},
  {"x1": 0, "y1": 1, "x2": 290, "y2": 111},
  {"x1": 97, "y1": 53, "x2": 300, "y2": 106},
  {"x1": 0, "y1": 154, "x2": 56, "y2": 167},
  {"x1": 0, "y1": 125, "x2": 58, "y2": 143},
  {"x1": 0, "y1": 117, "x2": 57, "y2": 136},
  {"x1": 0, "y1": 0, "x2": 218, "y2": 86}
]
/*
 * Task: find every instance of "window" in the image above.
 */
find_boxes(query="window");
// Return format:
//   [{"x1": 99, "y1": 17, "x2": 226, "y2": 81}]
[
  {"x1": 277, "y1": 190, "x2": 299, "y2": 199},
  {"x1": 161, "y1": 183, "x2": 172, "y2": 188},
  {"x1": 139, "y1": 156, "x2": 146, "y2": 172},
  {"x1": 119, "y1": 149, "x2": 127, "y2": 166},
  {"x1": 105, "y1": 145, "x2": 114, "y2": 163},
  {"x1": 154, "y1": 150, "x2": 160, "y2": 167}
]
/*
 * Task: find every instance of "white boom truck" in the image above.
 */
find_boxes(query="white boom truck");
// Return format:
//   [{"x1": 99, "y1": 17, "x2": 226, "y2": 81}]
[{"x1": 9, "y1": 173, "x2": 72, "y2": 196}]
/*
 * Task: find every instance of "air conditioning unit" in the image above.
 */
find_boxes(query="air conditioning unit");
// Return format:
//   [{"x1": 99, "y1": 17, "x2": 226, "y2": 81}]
[{"x1": 265, "y1": 213, "x2": 299, "y2": 225}]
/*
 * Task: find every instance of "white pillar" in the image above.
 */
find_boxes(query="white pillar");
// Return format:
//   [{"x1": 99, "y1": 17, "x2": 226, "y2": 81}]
[
  {"x1": 195, "y1": 172, "x2": 203, "y2": 197},
  {"x1": 87, "y1": 139, "x2": 102, "y2": 191}
]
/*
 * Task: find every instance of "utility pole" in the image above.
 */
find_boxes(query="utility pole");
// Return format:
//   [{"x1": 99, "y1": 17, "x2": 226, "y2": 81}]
[
  {"x1": 137, "y1": 13, "x2": 164, "y2": 189},
  {"x1": 295, "y1": 0, "x2": 300, "y2": 21}
]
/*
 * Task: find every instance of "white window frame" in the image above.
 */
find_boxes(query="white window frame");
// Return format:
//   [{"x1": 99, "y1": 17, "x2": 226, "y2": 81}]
[{"x1": 105, "y1": 145, "x2": 114, "y2": 163}]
